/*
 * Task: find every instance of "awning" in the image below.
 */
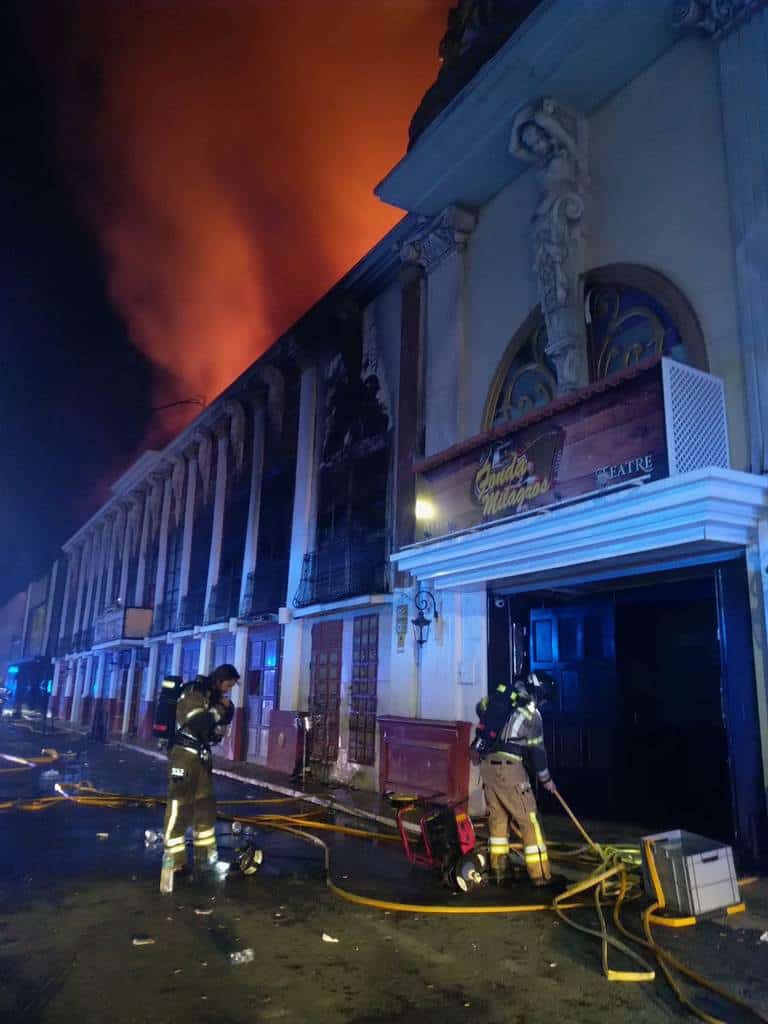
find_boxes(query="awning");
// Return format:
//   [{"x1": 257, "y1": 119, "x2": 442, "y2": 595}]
[{"x1": 391, "y1": 468, "x2": 768, "y2": 592}]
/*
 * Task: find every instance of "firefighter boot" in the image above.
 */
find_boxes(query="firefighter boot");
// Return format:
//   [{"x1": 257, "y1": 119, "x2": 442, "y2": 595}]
[
  {"x1": 160, "y1": 854, "x2": 176, "y2": 895},
  {"x1": 489, "y1": 852, "x2": 509, "y2": 886}
]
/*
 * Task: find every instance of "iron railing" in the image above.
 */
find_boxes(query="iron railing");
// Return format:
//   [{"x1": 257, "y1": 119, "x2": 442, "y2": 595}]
[
  {"x1": 293, "y1": 535, "x2": 389, "y2": 608},
  {"x1": 205, "y1": 575, "x2": 241, "y2": 625},
  {"x1": 240, "y1": 562, "x2": 287, "y2": 619},
  {"x1": 176, "y1": 589, "x2": 206, "y2": 631},
  {"x1": 150, "y1": 602, "x2": 174, "y2": 636},
  {"x1": 57, "y1": 634, "x2": 73, "y2": 657}
]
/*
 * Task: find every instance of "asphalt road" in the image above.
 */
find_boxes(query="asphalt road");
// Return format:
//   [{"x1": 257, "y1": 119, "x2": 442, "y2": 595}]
[{"x1": 1, "y1": 719, "x2": 766, "y2": 1024}]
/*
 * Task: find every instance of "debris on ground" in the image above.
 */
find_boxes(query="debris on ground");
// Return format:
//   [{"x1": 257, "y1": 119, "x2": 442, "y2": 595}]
[
  {"x1": 760, "y1": 932, "x2": 768, "y2": 944},
  {"x1": 322, "y1": 933, "x2": 339, "y2": 943},
  {"x1": 132, "y1": 936, "x2": 156, "y2": 947},
  {"x1": 229, "y1": 948, "x2": 254, "y2": 965},
  {"x1": 194, "y1": 907, "x2": 213, "y2": 916},
  {"x1": 96, "y1": 832, "x2": 109, "y2": 840}
]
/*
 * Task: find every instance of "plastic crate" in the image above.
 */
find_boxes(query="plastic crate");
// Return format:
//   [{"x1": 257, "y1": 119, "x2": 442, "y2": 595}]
[{"x1": 641, "y1": 829, "x2": 739, "y2": 917}]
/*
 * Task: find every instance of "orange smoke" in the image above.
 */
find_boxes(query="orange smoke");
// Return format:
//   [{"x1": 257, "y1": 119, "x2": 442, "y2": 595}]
[{"x1": 28, "y1": 0, "x2": 452, "y2": 440}]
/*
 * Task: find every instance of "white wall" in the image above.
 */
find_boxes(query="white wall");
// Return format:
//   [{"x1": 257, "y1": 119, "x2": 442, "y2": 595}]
[
  {"x1": 465, "y1": 170, "x2": 540, "y2": 436},
  {"x1": 457, "y1": 35, "x2": 747, "y2": 469},
  {"x1": 589, "y1": 35, "x2": 747, "y2": 470}
]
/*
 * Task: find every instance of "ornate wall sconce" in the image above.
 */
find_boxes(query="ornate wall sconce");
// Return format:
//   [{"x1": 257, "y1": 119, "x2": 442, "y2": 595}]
[{"x1": 411, "y1": 587, "x2": 439, "y2": 647}]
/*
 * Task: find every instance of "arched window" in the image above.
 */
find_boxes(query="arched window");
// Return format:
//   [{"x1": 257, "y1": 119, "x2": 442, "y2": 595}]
[
  {"x1": 482, "y1": 308, "x2": 556, "y2": 430},
  {"x1": 483, "y1": 265, "x2": 707, "y2": 431}
]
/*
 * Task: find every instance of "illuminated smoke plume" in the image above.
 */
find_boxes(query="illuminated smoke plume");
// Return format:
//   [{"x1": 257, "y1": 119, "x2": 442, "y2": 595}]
[{"x1": 27, "y1": 0, "x2": 452, "y2": 444}]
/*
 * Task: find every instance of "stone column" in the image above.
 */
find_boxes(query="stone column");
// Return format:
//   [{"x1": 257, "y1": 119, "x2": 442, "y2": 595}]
[
  {"x1": 239, "y1": 400, "x2": 266, "y2": 613},
  {"x1": 121, "y1": 647, "x2": 139, "y2": 736},
  {"x1": 401, "y1": 205, "x2": 476, "y2": 457},
  {"x1": 71, "y1": 543, "x2": 88, "y2": 643},
  {"x1": 177, "y1": 450, "x2": 198, "y2": 621},
  {"x1": 510, "y1": 97, "x2": 590, "y2": 393},
  {"x1": 134, "y1": 488, "x2": 153, "y2": 607},
  {"x1": 205, "y1": 425, "x2": 230, "y2": 616},
  {"x1": 139, "y1": 643, "x2": 160, "y2": 740},
  {"x1": 673, "y1": 0, "x2": 768, "y2": 473},
  {"x1": 153, "y1": 476, "x2": 173, "y2": 628},
  {"x1": 281, "y1": 362, "x2": 319, "y2": 711},
  {"x1": 118, "y1": 501, "x2": 138, "y2": 605},
  {"x1": 103, "y1": 515, "x2": 119, "y2": 612},
  {"x1": 38, "y1": 561, "x2": 60, "y2": 664},
  {"x1": 58, "y1": 550, "x2": 77, "y2": 648},
  {"x1": 70, "y1": 657, "x2": 86, "y2": 723}
]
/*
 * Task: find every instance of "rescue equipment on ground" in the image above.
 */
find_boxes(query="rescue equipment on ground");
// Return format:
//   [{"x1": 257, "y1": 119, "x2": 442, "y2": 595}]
[
  {"x1": 386, "y1": 792, "x2": 485, "y2": 893},
  {"x1": 152, "y1": 675, "x2": 184, "y2": 747}
]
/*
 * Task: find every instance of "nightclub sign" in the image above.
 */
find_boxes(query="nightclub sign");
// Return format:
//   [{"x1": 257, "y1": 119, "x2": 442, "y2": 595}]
[{"x1": 414, "y1": 364, "x2": 669, "y2": 540}]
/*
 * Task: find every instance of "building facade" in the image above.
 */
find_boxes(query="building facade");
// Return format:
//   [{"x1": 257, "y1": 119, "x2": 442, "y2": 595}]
[{"x1": 42, "y1": 0, "x2": 768, "y2": 866}]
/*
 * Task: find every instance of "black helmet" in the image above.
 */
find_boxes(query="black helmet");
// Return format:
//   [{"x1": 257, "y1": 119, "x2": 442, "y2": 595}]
[{"x1": 210, "y1": 663, "x2": 240, "y2": 685}]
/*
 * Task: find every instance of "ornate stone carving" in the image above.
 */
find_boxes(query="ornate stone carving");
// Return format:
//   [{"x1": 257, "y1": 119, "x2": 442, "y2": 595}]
[
  {"x1": 510, "y1": 97, "x2": 590, "y2": 392},
  {"x1": 224, "y1": 399, "x2": 247, "y2": 475},
  {"x1": 126, "y1": 497, "x2": 143, "y2": 556},
  {"x1": 148, "y1": 478, "x2": 163, "y2": 537},
  {"x1": 671, "y1": 0, "x2": 765, "y2": 39},
  {"x1": 400, "y1": 205, "x2": 477, "y2": 274},
  {"x1": 169, "y1": 455, "x2": 186, "y2": 527},
  {"x1": 195, "y1": 430, "x2": 213, "y2": 504}
]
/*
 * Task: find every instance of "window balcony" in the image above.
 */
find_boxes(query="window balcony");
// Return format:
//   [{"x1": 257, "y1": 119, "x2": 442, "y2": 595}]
[
  {"x1": 293, "y1": 535, "x2": 389, "y2": 608},
  {"x1": 205, "y1": 575, "x2": 241, "y2": 625},
  {"x1": 240, "y1": 561, "x2": 287, "y2": 619},
  {"x1": 57, "y1": 634, "x2": 73, "y2": 657},
  {"x1": 93, "y1": 606, "x2": 152, "y2": 646},
  {"x1": 176, "y1": 589, "x2": 206, "y2": 631},
  {"x1": 150, "y1": 602, "x2": 175, "y2": 637}
]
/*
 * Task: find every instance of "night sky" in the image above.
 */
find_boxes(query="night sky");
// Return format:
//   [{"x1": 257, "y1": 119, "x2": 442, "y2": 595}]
[{"x1": 0, "y1": 1, "x2": 451, "y2": 606}]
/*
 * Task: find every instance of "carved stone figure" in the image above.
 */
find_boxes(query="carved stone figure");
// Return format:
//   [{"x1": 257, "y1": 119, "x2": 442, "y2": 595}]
[
  {"x1": 510, "y1": 97, "x2": 589, "y2": 392},
  {"x1": 671, "y1": 0, "x2": 765, "y2": 39}
]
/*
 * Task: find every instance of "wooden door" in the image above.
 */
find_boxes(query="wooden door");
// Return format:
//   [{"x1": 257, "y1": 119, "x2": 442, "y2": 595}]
[
  {"x1": 530, "y1": 604, "x2": 617, "y2": 810},
  {"x1": 349, "y1": 615, "x2": 378, "y2": 766},
  {"x1": 245, "y1": 633, "x2": 279, "y2": 763},
  {"x1": 309, "y1": 620, "x2": 343, "y2": 766}
]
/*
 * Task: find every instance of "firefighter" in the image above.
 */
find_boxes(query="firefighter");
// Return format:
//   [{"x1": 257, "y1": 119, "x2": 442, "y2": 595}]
[
  {"x1": 160, "y1": 663, "x2": 239, "y2": 894},
  {"x1": 470, "y1": 674, "x2": 556, "y2": 886}
]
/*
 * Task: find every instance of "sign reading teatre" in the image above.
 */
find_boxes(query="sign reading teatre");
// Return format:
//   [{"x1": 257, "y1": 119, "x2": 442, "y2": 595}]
[{"x1": 414, "y1": 363, "x2": 669, "y2": 540}]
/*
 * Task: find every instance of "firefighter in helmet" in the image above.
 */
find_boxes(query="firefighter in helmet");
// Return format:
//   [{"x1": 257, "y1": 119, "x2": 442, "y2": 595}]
[
  {"x1": 470, "y1": 673, "x2": 556, "y2": 886},
  {"x1": 160, "y1": 663, "x2": 239, "y2": 894}
]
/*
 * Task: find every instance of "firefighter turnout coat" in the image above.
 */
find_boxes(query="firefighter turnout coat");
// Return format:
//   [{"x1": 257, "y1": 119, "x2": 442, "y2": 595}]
[
  {"x1": 472, "y1": 683, "x2": 552, "y2": 884},
  {"x1": 161, "y1": 677, "x2": 234, "y2": 871}
]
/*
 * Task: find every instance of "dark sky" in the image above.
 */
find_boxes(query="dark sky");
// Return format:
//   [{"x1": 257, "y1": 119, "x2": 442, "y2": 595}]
[{"x1": 0, "y1": 1, "x2": 451, "y2": 606}]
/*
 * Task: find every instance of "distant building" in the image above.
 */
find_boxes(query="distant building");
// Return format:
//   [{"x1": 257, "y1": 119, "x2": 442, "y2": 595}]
[{"x1": 43, "y1": 0, "x2": 768, "y2": 866}]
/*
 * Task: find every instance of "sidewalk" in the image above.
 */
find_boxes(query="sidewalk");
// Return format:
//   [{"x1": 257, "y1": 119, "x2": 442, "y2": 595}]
[{"x1": 120, "y1": 736, "x2": 414, "y2": 832}]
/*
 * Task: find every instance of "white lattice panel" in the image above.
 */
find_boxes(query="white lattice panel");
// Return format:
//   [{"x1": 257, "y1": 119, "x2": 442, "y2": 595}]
[{"x1": 662, "y1": 358, "x2": 730, "y2": 475}]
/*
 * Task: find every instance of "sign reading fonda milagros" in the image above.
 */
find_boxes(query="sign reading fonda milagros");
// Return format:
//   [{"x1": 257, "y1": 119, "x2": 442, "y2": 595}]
[
  {"x1": 472, "y1": 429, "x2": 564, "y2": 518},
  {"x1": 413, "y1": 364, "x2": 668, "y2": 540}
]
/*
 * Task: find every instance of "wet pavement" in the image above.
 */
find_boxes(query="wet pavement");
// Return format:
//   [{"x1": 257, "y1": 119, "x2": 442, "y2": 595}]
[{"x1": 1, "y1": 719, "x2": 767, "y2": 1024}]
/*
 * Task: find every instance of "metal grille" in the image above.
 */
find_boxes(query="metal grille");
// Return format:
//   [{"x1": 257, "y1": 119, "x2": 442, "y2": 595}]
[
  {"x1": 348, "y1": 615, "x2": 378, "y2": 766},
  {"x1": 662, "y1": 358, "x2": 730, "y2": 475}
]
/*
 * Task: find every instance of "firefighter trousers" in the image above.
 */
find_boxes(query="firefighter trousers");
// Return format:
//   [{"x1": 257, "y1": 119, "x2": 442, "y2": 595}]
[
  {"x1": 162, "y1": 746, "x2": 218, "y2": 870},
  {"x1": 479, "y1": 757, "x2": 550, "y2": 883}
]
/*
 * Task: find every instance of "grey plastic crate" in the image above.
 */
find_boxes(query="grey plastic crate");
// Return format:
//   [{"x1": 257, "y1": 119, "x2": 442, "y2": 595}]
[{"x1": 641, "y1": 829, "x2": 739, "y2": 917}]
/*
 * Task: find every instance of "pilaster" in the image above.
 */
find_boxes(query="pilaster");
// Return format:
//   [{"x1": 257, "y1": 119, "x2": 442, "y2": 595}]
[
  {"x1": 153, "y1": 476, "x2": 173, "y2": 622},
  {"x1": 177, "y1": 449, "x2": 198, "y2": 619},
  {"x1": 239, "y1": 400, "x2": 266, "y2": 612},
  {"x1": 205, "y1": 424, "x2": 230, "y2": 612},
  {"x1": 401, "y1": 205, "x2": 476, "y2": 456}
]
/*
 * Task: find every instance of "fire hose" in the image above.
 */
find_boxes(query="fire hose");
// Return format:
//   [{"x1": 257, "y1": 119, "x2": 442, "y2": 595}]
[{"x1": 1, "y1": 748, "x2": 765, "y2": 1023}]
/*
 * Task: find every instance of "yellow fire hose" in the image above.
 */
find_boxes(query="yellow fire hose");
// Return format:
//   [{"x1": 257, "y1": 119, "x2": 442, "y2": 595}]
[{"x1": 1, "y1": 753, "x2": 766, "y2": 1022}]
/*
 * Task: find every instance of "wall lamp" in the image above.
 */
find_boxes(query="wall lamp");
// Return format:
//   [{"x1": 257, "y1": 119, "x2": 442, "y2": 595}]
[{"x1": 411, "y1": 587, "x2": 439, "y2": 647}]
